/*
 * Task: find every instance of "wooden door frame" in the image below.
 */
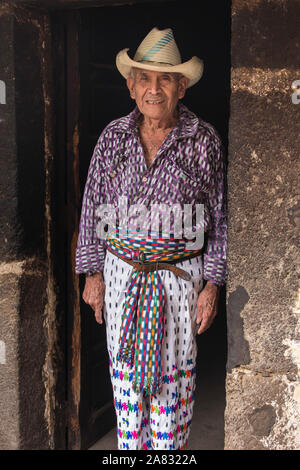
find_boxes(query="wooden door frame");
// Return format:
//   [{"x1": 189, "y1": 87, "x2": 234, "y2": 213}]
[
  {"x1": 48, "y1": 7, "x2": 83, "y2": 449},
  {"x1": 64, "y1": 9, "x2": 82, "y2": 450}
]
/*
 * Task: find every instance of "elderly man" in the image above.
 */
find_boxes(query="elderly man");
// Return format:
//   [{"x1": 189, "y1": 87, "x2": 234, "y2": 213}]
[{"x1": 75, "y1": 27, "x2": 227, "y2": 451}]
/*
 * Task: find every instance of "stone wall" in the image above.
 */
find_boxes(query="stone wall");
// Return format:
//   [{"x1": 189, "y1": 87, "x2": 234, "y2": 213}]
[
  {"x1": 226, "y1": 0, "x2": 300, "y2": 450},
  {"x1": 0, "y1": 3, "x2": 65, "y2": 449}
]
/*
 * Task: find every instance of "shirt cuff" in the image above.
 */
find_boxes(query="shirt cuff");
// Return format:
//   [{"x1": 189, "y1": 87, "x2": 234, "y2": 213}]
[
  {"x1": 75, "y1": 243, "x2": 106, "y2": 274},
  {"x1": 203, "y1": 254, "x2": 227, "y2": 286}
]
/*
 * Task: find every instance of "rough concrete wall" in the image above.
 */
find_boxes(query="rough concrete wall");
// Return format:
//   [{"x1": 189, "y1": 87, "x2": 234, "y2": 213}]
[
  {"x1": 226, "y1": 0, "x2": 300, "y2": 450},
  {"x1": 0, "y1": 3, "x2": 63, "y2": 449}
]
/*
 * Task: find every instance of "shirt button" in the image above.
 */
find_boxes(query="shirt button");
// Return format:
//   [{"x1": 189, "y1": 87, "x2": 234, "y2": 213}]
[
  {"x1": 110, "y1": 170, "x2": 116, "y2": 177},
  {"x1": 142, "y1": 176, "x2": 148, "y2": 182}
]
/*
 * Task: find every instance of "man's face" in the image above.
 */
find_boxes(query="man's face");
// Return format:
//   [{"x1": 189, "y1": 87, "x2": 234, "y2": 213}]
[{"x1": 126, "y1": 68, "x2": 188, "y2": 122}]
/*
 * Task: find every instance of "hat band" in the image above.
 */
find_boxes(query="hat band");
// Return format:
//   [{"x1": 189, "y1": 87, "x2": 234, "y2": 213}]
[{"x1": 138, "y1": 60, "x2": 174, "y2": 66}]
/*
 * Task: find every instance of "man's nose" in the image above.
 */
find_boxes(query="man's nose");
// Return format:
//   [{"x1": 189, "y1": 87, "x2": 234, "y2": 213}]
[{"x1": 149, "y1": 77, "x2": 161, "y2": 94}]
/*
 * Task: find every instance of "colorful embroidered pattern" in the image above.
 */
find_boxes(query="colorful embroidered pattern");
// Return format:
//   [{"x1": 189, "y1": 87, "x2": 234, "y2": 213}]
[
  {"x1": 114, "y1": 392, "x2": 195, "y2": 416},
  {"x1": 111, "y1": 366, "x2": 196, "y2": 383},
  {"x1": 118, "y1": 421, "x2": 191, "y2": 447},
  {"x1": 151, "y1": 420, "x2": 192, "y2": 440},
  {"x1": 141, "y1": 440, "x2": 152, "y2": 450}
]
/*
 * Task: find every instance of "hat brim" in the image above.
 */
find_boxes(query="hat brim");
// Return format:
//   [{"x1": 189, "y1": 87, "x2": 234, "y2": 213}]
[{"x1": 116, "y1": 48, "x2": 204, "y2": 88}]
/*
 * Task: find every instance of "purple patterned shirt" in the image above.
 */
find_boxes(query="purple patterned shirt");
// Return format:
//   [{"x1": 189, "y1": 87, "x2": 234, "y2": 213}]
[{"x1": 75, "y1": 102, "x2": 227, "y2": 286}]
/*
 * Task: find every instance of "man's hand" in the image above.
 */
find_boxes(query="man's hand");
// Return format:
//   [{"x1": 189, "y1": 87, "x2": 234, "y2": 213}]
[
  {"x1": 82, "y1": 272, "x2": 106, "y2": 324},
  {"x1": 196, "y1": 281, "x2": 220, "y2": 335}
]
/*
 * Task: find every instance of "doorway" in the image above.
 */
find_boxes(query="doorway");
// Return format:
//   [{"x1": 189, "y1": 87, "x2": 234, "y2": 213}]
[{"x1": 64, "y1": 0, "x2": 230, "y2": 450}]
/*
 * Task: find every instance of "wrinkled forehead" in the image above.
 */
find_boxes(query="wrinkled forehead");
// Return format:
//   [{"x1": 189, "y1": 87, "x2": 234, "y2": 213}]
[{"x1": 131, "y1": 67, "x2": 179, "y2": 79}]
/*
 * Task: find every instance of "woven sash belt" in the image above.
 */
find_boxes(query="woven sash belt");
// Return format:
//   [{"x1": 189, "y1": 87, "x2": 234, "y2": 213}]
[
  {"x1": 106, "y1": 245, "x2": 197, "y2": 281},
  {"x1": 104, "y1": 233, "x2": 202, "y2": 396}
]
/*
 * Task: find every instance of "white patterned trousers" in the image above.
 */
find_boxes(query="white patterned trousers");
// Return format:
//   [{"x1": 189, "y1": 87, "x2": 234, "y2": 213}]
[{"x1": 102, "y1": 249, "x2": 203, "y2": 450}]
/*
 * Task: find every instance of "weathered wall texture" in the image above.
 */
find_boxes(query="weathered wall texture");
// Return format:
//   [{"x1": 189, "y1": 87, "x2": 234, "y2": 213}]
[
  {"x1": 226, "y1": 0, "x2": 300, "y2": 450},
  {"x1": 0, "y1": 3, "x2": 64, "y2": 449}
]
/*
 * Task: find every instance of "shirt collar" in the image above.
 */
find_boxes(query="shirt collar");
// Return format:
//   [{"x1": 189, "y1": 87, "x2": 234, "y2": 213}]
[{"x1": 112, "y1": 101, "x2": 199, "y2": 139}]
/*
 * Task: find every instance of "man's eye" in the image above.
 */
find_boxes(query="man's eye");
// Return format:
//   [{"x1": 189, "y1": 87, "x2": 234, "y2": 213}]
[{"x1": 161, "y1": 75, "x2": 171, "y2": 81}]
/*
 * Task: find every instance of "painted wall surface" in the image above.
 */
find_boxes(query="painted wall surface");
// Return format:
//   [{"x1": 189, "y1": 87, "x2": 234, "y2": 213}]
[{"x1": 226, "y1": 0, "x2": 300, "y2": 450}]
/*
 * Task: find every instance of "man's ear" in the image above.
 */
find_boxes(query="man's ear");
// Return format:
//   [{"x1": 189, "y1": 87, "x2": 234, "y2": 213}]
[
  {"x1": 126, "y1": 76, "x2": 135, "y2": 99},
  {"x1": 178, "y1": 76, "x2": 189, "y2": 99}
]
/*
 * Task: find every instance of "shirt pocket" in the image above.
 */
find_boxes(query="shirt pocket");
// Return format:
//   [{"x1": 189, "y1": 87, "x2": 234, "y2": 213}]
[
  {"x1": 166, "y1": 159, "x2": 209, "y2": 204},
  {"x1": 104, "y1": 154, "x2": 130, "y2": 199}
]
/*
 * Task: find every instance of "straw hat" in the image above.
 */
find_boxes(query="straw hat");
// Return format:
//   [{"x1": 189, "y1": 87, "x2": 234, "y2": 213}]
[{"x1": 116, "y1": 27, "x2": 204, "y2": 88}]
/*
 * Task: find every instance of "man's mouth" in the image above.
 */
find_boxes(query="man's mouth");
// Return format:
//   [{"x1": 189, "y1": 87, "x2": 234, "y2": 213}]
[{"x1": 146, "y1": 99, "x2": 164, "y2": 105}]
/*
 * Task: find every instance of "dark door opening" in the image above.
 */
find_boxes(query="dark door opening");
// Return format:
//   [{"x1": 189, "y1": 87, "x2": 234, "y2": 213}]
[{"x1": 67, "y1": 0, "x2": 230, "y2": 450}]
